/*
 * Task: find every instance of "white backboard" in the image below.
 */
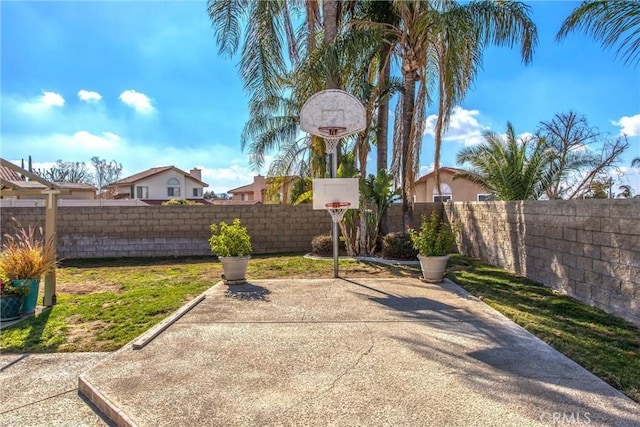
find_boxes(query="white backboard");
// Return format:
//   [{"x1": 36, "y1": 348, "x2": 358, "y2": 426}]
[
  {"x1": 312, "y1": 178, "x2": 360, "y2": 210},
  {"x1": 300, "y1": 90, "x2": 366, "y2": 139}
]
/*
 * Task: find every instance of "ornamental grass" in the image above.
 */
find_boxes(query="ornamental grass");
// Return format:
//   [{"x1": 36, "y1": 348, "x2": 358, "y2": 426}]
[{"x1": 0, "y1": 224, "x2": 57, "y2": 280}]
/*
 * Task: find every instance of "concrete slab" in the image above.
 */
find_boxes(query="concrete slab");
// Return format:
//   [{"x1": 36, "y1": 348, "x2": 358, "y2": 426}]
[
  {"x1": 0, "y1": 352, "x2": 111, "y2": 426},
  {"x1": 80, "y1": 278, "x2": 640, "y2": 426}
]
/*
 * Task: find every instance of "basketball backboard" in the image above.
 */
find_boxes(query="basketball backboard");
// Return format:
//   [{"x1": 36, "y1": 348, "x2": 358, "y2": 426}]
[
  {"x1": 300, "y1": 90, "x2": 366, "y2": 139},
  {"x1": 312, "y1": 178, "x2": 359, "y2": 210}
]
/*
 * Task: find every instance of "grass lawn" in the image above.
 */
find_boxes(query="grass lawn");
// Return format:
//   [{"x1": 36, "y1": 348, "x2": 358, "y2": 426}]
[
  {"x1": 1, "y1": 253, "x2": 638, "y2": 403},
  {"x1": 446, "y1": 254, "x2": 640, "y2": 404}
]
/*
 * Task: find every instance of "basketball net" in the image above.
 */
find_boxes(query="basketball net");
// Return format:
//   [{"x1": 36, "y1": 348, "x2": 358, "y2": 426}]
[
  {"x1": 318, "y1": 126, "x2": 346, "y2": 154},
  {"x1": 325, "y1": 201, "x2": 350, "y2": 223}
]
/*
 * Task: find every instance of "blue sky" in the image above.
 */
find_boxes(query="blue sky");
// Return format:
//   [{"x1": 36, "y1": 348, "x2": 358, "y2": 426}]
[{"x1": 2, "y1": 1, "x2": 639, "y2": 196}]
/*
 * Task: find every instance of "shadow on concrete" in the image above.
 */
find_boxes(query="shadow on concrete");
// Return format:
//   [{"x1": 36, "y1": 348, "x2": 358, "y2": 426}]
[{"x1": 224, "y1": 283, "x2": 271, "y2": 301}]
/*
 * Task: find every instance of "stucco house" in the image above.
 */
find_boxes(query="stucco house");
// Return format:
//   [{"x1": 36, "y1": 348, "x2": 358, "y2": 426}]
[
  {"x1": 414, "y1": 167, "x2": 493, "y2": 202},
  {"x1": 106, "y1": 166, "x2": 208, "y2": 203},
  {"x1": 227, "y1": 175, "x2": 298, "y2": 204}
]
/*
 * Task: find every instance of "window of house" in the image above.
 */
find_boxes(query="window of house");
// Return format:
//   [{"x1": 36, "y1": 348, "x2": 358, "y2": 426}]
[
  {"x1": 433, "y1": 195, "x2": 452, "y2": 202},
  {"x1": 432, "y1": 183, "x2": 452, "y2": 202},
  {"x1": 193, "y1": 188, "x2": 202, "y2": 197},
  {"x1": 241, "y1": 194, "x2": 248, "y2": 201},
  {"x1": 167, "y1": 178, "x2": 180, "y2": 197},
  {"x1": 477, "y1": 194, "x2": 495, "y2": 201},
  {"x1": 136, "y1": 186, "x2": 149, "y2": 199}
]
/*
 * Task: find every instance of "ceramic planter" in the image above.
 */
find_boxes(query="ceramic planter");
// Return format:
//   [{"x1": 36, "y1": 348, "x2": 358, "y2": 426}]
[
  {"x1": 13, "y1": 278, "x2": 40, "y2": 314},
  {"x1": 219, "y1": 256, "x2": 250, "y2": 285},
  {"x1": 417, "y1": 254, "x2": 450, "y2": 283},
  {"x1": 1, "y1": 295, "x2": 23, "y2": 321}
]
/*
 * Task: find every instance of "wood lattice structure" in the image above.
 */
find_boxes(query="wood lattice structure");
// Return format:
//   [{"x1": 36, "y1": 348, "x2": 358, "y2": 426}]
[{"x1": 0, "y1": 158, "x2": 68, "y2": 306}]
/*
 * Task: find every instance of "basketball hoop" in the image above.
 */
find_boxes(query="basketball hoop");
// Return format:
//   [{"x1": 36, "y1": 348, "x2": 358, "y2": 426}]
[
  {"x1": 325, "y1": 201, "x2": 351, "y2": 223},
  {"x1": 318, "y1": 126, "x2": 346, "y2": 153}
]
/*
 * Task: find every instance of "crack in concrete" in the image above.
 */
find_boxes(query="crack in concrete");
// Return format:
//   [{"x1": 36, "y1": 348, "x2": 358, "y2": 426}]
[
  {"x1": 279, "y1": 322, "x2": 376, "y2": 417},
  {"x1": 0, "y1": 388, "x2": 77, "y2": 414}
]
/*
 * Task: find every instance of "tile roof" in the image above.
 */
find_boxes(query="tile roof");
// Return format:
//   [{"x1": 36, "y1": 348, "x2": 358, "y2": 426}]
[
  {"x1": 0, "y1": 165, "x2": 23, "y2": 181},
  {"x1": 107, "y1": 166, "x2": 208, "y2": 187}
]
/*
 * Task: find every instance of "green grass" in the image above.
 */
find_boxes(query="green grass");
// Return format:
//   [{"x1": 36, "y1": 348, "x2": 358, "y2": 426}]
[
  {"x1": 446, "y1": 254, "x2": 640, "y2": 403},
  {"x1": 0, "y1": 254, "x2": 418, "y2": 352},
  {"x1": 1, "y1": 253, "x2": 638, "y2": 404}
]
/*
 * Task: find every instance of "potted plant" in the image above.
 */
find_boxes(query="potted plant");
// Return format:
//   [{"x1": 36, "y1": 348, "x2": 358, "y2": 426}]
[
  {"x1": 0, "y1": 225, "x2": 57, "y2": 314},
  {"x1": 0, "y1": 271, "x2": 31, "y2": 321},
  {"x1": 408, "y1": 211, "x2": 458, "y2": 283},
  {"x1": 209, "y1": 218, "x2": 252, "y2": 285}
]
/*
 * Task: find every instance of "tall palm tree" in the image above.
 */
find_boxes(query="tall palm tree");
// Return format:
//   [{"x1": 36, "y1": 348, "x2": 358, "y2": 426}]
[
  {"x1": 557, "y1": 0, "x2": 640, "y2": 68},
  {"x1": 381, "y1": 0, "x2": 536, "y2": 228},
  {"x1": 455, "y1": 123, "x2": 552, "y2": 200}
]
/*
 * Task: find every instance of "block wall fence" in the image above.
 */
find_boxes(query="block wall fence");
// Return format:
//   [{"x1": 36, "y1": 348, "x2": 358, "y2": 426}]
[
  {"x1": 0, "y1": 203, "x2": 436, "y2": 259},
  {"x1": 446, "y1": 200, "x2": 640, "y2": 326},
  {"x1": 1, "y1": 200, "x2": 637, "y2": 325}
]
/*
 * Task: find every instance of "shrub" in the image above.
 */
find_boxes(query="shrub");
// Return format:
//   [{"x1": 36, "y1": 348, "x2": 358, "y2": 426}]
[
  {"x1": 0, "y1": 224, "x2": 57, "y2": 280},
  {"x1": 162, "y1": 199, "x2": 199, "y2": 206},
  {"x1": 209, "y1": 218, "x2": 252, "y2": 257},
  {"x1": 408, "y1": 212, "x2": 457, "y2": 257},
  {"x1": 311, "y1": 234, "x2": 346, "y2": 256},
  {"x1": 381, "y1": 232, "x2": 418, "y2": 260}
]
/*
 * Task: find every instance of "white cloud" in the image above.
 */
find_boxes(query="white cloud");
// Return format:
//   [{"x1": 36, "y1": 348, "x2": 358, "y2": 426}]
[
  {"x1": 12, "y1": 91, "x2": 66, "y2": 116},
  {"x1": 41, "y1": 91, "x2": 65, "y2": 107},
  {"x1": 612, "y1": 114, "x2": 640, "y2": 136},
  {"x1": 78, "y1": 90, "x2": 102, "y2": 102},
  {"x1": 119, "y1": 90, "x2": 154, "y2": 114},
  {"x1": 424, "y1": 106, "x2": 488, "y2": 146},
  {"x1": 419, "y1": 163, "x2": 435, "y2": 177}
]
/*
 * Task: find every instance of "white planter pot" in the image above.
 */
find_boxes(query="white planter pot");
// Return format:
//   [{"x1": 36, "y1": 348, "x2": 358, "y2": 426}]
[
  {"x1": 417, "y1": 254, "x2": 450, "y2": 283},
  {"x1": 219, "y1": 255, "x2": 250, "y2": 285}
]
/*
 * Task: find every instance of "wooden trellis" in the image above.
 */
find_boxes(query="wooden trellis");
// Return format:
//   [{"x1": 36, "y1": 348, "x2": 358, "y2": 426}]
[{"x1": 0, "y1": 158, "x2": 69, "y2": 306}]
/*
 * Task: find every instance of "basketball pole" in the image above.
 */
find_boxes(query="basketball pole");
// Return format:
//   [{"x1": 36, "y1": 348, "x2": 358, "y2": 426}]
[{"x1": 331, "y1": 147, "x2": 339, "y2": 278}]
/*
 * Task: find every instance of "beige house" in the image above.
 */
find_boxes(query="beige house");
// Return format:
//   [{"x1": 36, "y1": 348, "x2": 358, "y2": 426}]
[
  {"x1": 227, "y1": 175, "x2": 298, "y2": 204},
  {"x1": 414, "y1": 167, "x2": 492, "y2": 202},
  {"x1": 106, "y1": 166, "x2": 208, "y2": 204}
]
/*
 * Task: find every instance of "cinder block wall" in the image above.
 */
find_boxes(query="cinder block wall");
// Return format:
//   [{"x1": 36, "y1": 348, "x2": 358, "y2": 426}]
[
  {"x1": 446, "y1": 200, "x2": 640, "y2": 326},
  {"x1": 0, "y1": 204, "x2": 436, "y2": 259}
]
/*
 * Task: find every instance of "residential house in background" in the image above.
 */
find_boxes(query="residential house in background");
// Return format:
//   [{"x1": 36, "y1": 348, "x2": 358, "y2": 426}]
[
  {"x1": 414, "y1": 167, "x2": 492, "y2": 202},
  {"x1": 0, "y1": 163, "x2": 97, "y2": 201},
  {"x1": 105, "y1": 166, "x2": 208, "y2": 204},
  {"x1": 227, "y1": 175, "x2": 298, "y2": 204}
]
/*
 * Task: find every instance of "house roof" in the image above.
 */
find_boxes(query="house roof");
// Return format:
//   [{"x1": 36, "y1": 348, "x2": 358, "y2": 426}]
[
  {"x1": 209, "y1": 199, "x2": 263, "y2": 206},
  {"x1": 0, "y1": 165, "x2": 22, "y2": 181},
  {"x1": 107, "y1": 166, "x2": 208, "y2": 187},
  {"x1": 415, "y1": 167, "x2": 465, "y2": 183},
  {"x1": 227, "y1": 183, "x2": 254, "y2": 193}
]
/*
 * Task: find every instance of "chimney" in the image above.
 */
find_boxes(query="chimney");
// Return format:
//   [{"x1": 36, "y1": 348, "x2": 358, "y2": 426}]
[{"x1": 190, "y1": 168, "x2": 202, "y2": 181}]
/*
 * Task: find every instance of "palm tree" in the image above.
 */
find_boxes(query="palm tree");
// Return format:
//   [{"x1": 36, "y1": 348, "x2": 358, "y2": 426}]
[
  {"x1": 617, "y1": 184, "x2": 635, "y2": 198},
  {"x1": 380, "y1": 0, "x2": 536, "y2": 228},
  {"x1": 455, "y1": 123, "x2": 552, "y2": 200},
  {"x1": 557, "y1": 0, "x2": 640, "y2": 68}
]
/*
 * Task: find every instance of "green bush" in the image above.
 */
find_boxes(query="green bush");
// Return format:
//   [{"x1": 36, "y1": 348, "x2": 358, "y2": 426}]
[
  {"x1": 408, "y1": 212, "x2": 457, "y2": 257},
  {"x1": 381, "y1": 232, "x2": 418, "y2": 260},
  {"x1": 209, "y1": 218, "x2": 252, "y2": 257},
  {"x1": 311, "y1": 234, "x2": 346, "y2": 256},
  {"x1": 162, "y1": 199, "x2": 199, "y2": 206}
]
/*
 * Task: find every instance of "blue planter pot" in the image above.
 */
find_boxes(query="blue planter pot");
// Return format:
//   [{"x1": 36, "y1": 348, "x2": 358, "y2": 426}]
[
  {"x1": 13, "y1": 279, "x2": 40, "y2": 314},
  {"x1": 1, "y1": 295, "x2": 23, "y2": 321}
]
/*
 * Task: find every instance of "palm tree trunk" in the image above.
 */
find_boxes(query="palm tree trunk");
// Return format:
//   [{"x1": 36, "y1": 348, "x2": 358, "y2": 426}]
[
  {"x1": 376, "y1": 44, "x2": 391, "y2": 173},
  {"x1": 401, "y1": 61, "x2": 416, "y2": 230}
]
